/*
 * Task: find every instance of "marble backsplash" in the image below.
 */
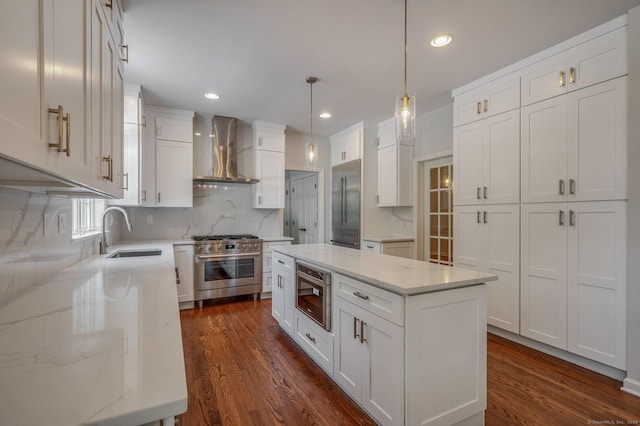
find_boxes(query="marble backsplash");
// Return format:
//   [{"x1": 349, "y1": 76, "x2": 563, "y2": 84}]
[
  {"x1": 118, "y1": 183, "x2": 282, "y2": 241},
  {"x1": 0, "y1": 188, "x2": 99, "y2": 304}
]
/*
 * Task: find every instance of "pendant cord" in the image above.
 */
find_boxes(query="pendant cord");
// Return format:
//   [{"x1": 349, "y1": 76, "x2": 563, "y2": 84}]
[
  {"x1": 310, "y1": 80, "x2": 313, "y2": 144},
  {"x1": 404, "y1": 0, "x2": 408, "y2": 97}
]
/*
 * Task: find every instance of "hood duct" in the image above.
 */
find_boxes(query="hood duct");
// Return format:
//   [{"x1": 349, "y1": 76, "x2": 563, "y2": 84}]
[{"x1": 193, "y1": 115, "x2": 259, "y2": 184}]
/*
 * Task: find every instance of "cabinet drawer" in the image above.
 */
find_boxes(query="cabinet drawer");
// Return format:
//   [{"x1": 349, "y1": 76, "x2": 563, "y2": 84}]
[
  {"x1": 295, "y1": 311, "x2": 334, "y2": 375},
  {"x1": 262, "y1": 272, "x2": 272, "y2": 293},
  {"x1": 334, "y1": 273, "x2": 404, "y2": 326},
  {"x1": 272, "y1": 252, "x2": 294, "y2": 274},
  {"x1": 361, "y1": 241, "x2": 381, "y2": 252}
]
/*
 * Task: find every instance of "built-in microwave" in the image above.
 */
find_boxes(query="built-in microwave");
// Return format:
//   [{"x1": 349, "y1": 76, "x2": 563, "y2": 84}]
[{"x1": 295, "y1": 262, "x2": 331, "y2": 331}]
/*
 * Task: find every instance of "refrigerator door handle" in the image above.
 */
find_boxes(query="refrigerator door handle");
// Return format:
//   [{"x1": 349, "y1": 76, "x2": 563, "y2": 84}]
[{"x1": 341, "y1": 177, "x2": 346, "y2": 225}]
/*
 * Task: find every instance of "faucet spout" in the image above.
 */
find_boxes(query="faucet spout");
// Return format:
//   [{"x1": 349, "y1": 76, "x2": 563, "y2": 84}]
[{"x1": 100, "y1": 206, "x2": 133, "y2": 255}]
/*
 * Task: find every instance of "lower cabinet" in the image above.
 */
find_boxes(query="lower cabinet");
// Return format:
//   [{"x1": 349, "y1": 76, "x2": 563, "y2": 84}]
[
  {"x1": 173, "y1": 244, "x2": 194, "y2": 309},
  {"x1": 272, "y1": 252, "x2": 295, "y2": 335},
  {"x1": 262, "y1": 240, "x2": 292, "y2": 295},
  {"x1": 333, "y1": 295, "x2": 404, "y2": 426},
  {"x1": 294, "y1": 311, "x2": 334, "y2": 375}
]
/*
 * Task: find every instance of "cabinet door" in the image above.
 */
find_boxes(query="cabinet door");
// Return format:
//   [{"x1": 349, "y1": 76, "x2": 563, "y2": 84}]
[
  {"x1": 156, "y1": 116, "x2": 193, "y2": 143},
  {"x1": 156, "y1": 140, "x2": 193, "y2": 207},
  {"x1": 453, "y1": 86, "x2": 484, "y2": 127},
  {"x1": 42, "y1": 0, "x2": 91, "y2": 184},
  {"x1": 521, "y1": 53, "x2": 567, "y2": 106},
  {"x1": 453, "y1": 121, "x2": 483, "y2": 205},
  {"x1": 521, "y1": 96, "x2": 568, "y2": 203},
  {"x1": 361, "y1": 310, "x2": 404, "y2": 426},
  {"x1": 174, "y1": 245, "x2": 194, "y2": 304},
  {"x1": 333, "y1": 297, "x2": 364, "y2": 401},
  {"x1": 282, "y1": 267, "x2": 295, "y2": 335},
  {"x1": 482, "y1": 75, "x2": 520, "y2": 119},
  {"x1": 567, "y1": 77, "x2": 627, "y2": 202},
  {"x1": 520, "y1": 203, "x2": 568, "y2": 349},
  {"x1": 271, "y1": 270, "x2": 285, "y2": 323},
  {"x1": 377, "y1": 144, "x2": 397, "y2": 206},
  {"x1": 255, "y1": 129, "x2": 285, "y2": 152},
  {"x1": 453, "y1": 206, "x2": 483, "y2": 271},
  {"x1": 485, "y1": 205, "x2": 520, "y2": 334},
  {"x1": 567, "y1": 201, "x2": 626, "y2": 369},
  {"x1": 344, "y1": 128, "x2": 362, "y2": 162},
  {"x1": 377, "y1": 120, "x2": 396, "y2": 149},
  {"x1": 253, "y1": 150, "x2": 284, "y2": 208},
  {"x1": 483, "y1": 110, "x2": 519, "y2": 204},
  {"x1": 567, "y1": 27, "x2": 627, "y2": 93},
  {"x1": 0, "y1": 1, "x2": 43, "y2": 165},
  {"x1": 140, "y1": 115, "x2": 156, "y2": 206}
]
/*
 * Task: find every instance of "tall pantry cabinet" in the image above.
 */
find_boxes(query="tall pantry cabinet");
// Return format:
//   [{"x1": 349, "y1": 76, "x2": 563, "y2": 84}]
[{"x1": 453, "y1": 16, "x2": 628, "y2": 370}]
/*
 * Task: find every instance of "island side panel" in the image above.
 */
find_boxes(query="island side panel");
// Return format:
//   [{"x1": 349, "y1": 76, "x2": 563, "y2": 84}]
[{"x1": 405, "y1": 284, "x2": 488, "y2": 426}]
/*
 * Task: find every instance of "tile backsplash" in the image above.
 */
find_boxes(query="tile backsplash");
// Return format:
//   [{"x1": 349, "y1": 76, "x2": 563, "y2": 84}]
[{"x1": 0, "y1": 188, "x2": 99, "y2": 304}]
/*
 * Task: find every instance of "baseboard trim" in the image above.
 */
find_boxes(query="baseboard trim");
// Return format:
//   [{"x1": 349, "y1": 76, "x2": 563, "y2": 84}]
[
  {"x1": 488, "y1": 326, "x2": 626, "y2": 381},
  {"x1": 622, "y1": 378, "x2": 640, "y2": 397}
]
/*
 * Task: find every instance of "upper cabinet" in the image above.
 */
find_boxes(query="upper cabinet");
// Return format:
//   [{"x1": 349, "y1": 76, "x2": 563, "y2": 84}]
[
  {"x1": 0, "y1": 0, "x2": 125, "y2": 198},
  {"x1": 453, "y1": 74, "x2": 520, "y2": 127},
  {"x1": 376, "y1": 118, "x2": 413, "y2": 207},
  {"x1": 331, "y1": 124, "x2": 362, "y2": 167},
  {"x1": 521, "y1": 26, "x2": 627, "y2": 106},
  {"x1": 252, "y1": 121, "x2": 285, "y2": 209}
]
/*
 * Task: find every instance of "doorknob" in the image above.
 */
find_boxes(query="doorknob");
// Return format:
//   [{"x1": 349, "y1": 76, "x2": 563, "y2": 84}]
[{"x1": 298, "y1": 228, "x2": 306, "y2": 232}]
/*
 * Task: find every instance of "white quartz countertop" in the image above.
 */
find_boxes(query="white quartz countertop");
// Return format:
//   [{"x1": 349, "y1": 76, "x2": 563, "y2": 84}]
[
  {"x1": 0, "y1": 240, "x2": 187, "y2": 425},
  {"x1": 272, "y1": 244, "x2": 497, "y2": 296},
  {"x1": 361, "y1": 235, "x2": 415, "y2": 243},
  {"x1": 260, "y1": 236, "x2": 294, "y2": 242}
]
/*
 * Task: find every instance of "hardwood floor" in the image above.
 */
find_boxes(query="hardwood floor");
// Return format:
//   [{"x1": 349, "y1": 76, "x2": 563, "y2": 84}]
[{"x1": 179, "y1": 297, "x2": 640, "y2": 426}]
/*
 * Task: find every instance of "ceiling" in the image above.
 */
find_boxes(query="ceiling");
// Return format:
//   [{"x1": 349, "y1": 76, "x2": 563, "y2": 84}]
[{"x1": 121, "y1": 0, "x2": 640, "y2": 136}]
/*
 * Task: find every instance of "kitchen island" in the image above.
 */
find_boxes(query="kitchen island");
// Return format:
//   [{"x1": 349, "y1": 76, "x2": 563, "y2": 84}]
[
  {"x1": 271, "y1": 244, "x2": 498, "y2": 426},
  {"x1": 0, "y1": 241, "x2": 187, "y2": 425}
]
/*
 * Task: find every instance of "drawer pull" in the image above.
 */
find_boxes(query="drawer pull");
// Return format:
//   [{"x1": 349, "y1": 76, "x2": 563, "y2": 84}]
[
  {"x1": 305, "y1": 333, "x2": 316, "y2": 344},
  {"x1": 353, "y1": 291, "x2": 369, "y2": 301}
]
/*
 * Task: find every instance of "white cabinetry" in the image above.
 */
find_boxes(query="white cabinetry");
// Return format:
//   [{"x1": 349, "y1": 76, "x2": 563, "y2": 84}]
[
  {"x1": 521, "y1": 77, "x2": 627, "y2": 203},
  {"x1": 333, "y1": 275, "x2": 404, "y2": 426},
  {"x1": 294, "y1": 310, "x2": 334, "y2": 375},
  {"x1": 360, "y1": 239, "x2": 415, "y2": 259},
  {"x1": 376, "y1": 118, "x2": 413, "y2": 207},
  {"x1": 453, "y1": 109, "x2": 520, "y2": 205},
  {"x1": 521, "y1": 27, "x2": 627, "y2": 106},
  {"x1": 272, "y1": 252, "x2": 295, "y2": 335},
  {"x1": 173, "y1": 243, "x2": 194, "y2": 310},
  {"x1": 331, "y1": 124, "x2": 362, "y2": 166},
  {"x1": 454, "y1": 205, "x2": 520, "y2": 333},
  {"x1": 141, "y1": 107, "x2": 194, "y2": 207},
  {"x1": 261, "y1": 240, "x2": 292, "y2": 294},
  {"x1": 453, "y1": 74, "x2": 520, "y2": 126},
  {"x1": 520, "y1": 201, "x2": 626, "y2": 369},
  {"x1": 252, "y1": 122, "x2": 285, "y2": 209}
]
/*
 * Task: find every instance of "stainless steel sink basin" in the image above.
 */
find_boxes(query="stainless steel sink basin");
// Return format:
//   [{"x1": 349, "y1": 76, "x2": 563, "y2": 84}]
[{"x1": 107, "y1": 249, "x2": 162, "y2": 258}]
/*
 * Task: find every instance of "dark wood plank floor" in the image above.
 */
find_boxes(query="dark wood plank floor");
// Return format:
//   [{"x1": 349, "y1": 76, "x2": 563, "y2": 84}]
[{"x1": 178, "y1": 297, "x2": 640, "y2": 426}]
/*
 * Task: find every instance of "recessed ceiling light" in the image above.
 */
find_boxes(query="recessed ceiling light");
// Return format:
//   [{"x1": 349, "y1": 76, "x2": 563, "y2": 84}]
[
  {"x1": 205, "y1": 92, "x2": 220, "y2": 100},
  {"x1": 430, "y1": 34, "x2": 452, "y2": 47},
  {"x1": 319, "y1": 112, "x2": 331, "y2": 119}
]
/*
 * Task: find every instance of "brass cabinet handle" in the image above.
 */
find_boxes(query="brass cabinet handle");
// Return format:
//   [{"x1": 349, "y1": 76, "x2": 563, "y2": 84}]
[
  {"x1": 569, "y1": 178, "x2": 575, "y2": 195},
  {"x1": 121, "y1": 44, "x2": 129, "y2": 63},
  {"x1": 360, "y1": 320, "x2": 367, "y2": 344},
  {"x1": 559, "y1": 71, "x2": 566, "y2": 87},
  {"x1": 559, "y1": 210, "x2": 565, "y2": 226},
  {"x1": 104, "y1": 0, "x2": 112, "y2": 8},
  {"x1": 483, "y1": 99, "x2": 488, "y2": 112},
  {"x1": 65, "y1": 112, "x2": 70, "y2": 157},
  {"x1": 476, "y1": 101, "x2": 481, "y2": 115},
  {"x1": 559, "y1": 179, "x2": 565, "y2": 195},
  {"x1": 569, "y1": 67, "x2": 576, "y2": 84},
  {"x1": 102, "y1": 155, "x2": 113, "y2": 181},
  {"x1": 353, "y1": 291, "x2": 369, "y2": 301},
  {"x1": 305, "y1": 333, "x2": 316, "y2": 344},
  {"x1": 569, "y1": 210, "x2": 575, "y2": 227},
  {"x1": 354, "y1": 317, "x2": 359, "y2": 339},
  {"x1": 48, "y1": 105, "x2": 69, "y2": 155}
]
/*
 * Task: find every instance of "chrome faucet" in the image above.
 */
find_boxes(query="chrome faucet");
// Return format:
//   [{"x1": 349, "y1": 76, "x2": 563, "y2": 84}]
[{"x1": 100, "y1": 206, "x2": 133, "y2": 254}]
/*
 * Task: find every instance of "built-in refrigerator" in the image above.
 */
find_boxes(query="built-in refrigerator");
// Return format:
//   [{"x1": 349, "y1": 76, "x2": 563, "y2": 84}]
[{"x1": 331, "y1": 159, "x2": 361, "y2": 249}]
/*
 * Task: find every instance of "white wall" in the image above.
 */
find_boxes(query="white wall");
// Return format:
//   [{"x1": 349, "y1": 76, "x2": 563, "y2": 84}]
[
  {"x1": 415, "y1": 103, "x2": 454, "y2": 158},
  {"x1": 623, "y1": 5, "x2": 640, "y2": 396}
]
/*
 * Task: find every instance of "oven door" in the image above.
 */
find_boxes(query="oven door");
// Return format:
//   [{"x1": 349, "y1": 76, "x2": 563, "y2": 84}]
[
  {"x1": 296, "y1": 267, "x2": 331, "y2": 331},
  {"x1": 195, "y1": 252, "x2": 262, "y2": 291}
]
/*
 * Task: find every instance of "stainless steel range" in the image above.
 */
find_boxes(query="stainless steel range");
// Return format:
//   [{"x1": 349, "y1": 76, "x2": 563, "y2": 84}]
[{"x1": 193, "y1": 235, "x2": 263, "y2": 307}]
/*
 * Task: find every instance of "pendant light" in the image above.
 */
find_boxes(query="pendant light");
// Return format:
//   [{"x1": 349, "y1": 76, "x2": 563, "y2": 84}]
[
  {"x1": 305, "y1": 76, "x2": 318, "y2": 170},
  {"x1": 395, "y1": 0, "x2": 415, "y2": 142}
]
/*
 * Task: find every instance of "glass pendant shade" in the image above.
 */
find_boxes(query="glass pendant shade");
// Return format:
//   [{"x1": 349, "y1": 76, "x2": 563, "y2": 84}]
[
  {"x1": 395, "y1": 93, "x2": 415, "y2": 142},
  {"x1": 305, "y1": 141, "x2": 317, "y2": 170}
]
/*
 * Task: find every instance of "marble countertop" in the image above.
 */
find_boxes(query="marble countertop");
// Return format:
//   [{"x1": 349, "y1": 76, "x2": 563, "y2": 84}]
[
  {"x1": 0, "y1": 240, "x2": 187, "y2": 425},
  {"x1": 361, "y1": 235, "x2": 415, "y2": 243},
  {"x1": 272, "y1": 244, "x2": 497, "y2": 296}
]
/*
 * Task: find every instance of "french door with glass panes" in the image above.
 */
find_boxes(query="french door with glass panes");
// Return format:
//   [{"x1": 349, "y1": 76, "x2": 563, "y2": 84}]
[{"x1": 425, "y1": 161, "x2": 453, "y2": 265}]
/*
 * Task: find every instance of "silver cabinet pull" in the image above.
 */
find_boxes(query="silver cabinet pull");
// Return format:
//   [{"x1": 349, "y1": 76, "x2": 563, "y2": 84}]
[
  {"x1": 305, "y1": 333, "x2": 316, "y2": 344},
  {"x1": 559, "y1": 210, "x2": 565, "y2": 226},
  {"x1": 353, "y1": 291, "x2": 369, "y2": 301},
  {"x1": 569, "y1": 210, "x2": 575, "y2": 227},
  {"x1": 175, "y1": 267, "x2": 180, "y2": 284},
  {"x1": 102, "y1": 155, "x2": 113, "y2": 181},
  {"x1": 483, "y1": 186, "x2": 488, "y2": 199},
  {"x1": 559, "y1": 179, "x2": 565, "y2": 195},
  {"x1": 477, "y1": 187, "x2": 481, "y2": 199},
  {"x1": 121, "y1": 172, "x2": 129, "y2": 190},
  {"x1": 477, "y1": 211, "x2": 481, "y2": 224},
  {"x1": 569, "y1": 179, "x2": 575, "y2": 195},
  {"x1": 483, "y1": 211, "x2": 488, "y2": 224},
  {"x1": 121, "y1": 44, "x2": 129, "y2": 63},
  {"x1": 360, "y1": 320, "x2": 367, "y2": 344},
  {"x1": 277, "y1": 259, "x2": 285, "y2": 265},
  {"x1": 142, "y1": 190, "x2": 147, "y2": 202},
  {"x1": 354, "y1": 317, "x2": 359, "y2": 339}
]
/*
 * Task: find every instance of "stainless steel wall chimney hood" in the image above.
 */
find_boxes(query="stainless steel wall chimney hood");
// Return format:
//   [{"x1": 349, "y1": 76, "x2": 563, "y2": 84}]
[{"x1": 193, "y1": 115, "x2": 259, "y2": 184}]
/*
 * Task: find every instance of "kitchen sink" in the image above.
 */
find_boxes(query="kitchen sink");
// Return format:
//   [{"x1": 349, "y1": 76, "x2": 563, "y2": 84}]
[{"x1": 107, "y1": 249, "x2": 162, "y2": 258}]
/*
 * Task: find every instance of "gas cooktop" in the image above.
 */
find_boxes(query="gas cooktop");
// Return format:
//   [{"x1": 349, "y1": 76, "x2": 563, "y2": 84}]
[{"x1": 192, "y1": 235, "x2": 260, "y2": 242}]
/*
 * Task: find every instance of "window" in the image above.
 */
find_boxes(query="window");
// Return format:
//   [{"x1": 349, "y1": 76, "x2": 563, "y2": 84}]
[
  {"x1": 428, "y1": 163, "x2": 453, "y2": 266},
  {"x1": 72, "y1": 198, "x2": 105, "y2": 239}
]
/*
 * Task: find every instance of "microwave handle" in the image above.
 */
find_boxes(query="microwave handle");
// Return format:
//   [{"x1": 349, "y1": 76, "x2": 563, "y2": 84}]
[{"x1": 197, "y1": 252, "x2": 260, "y2": 259}]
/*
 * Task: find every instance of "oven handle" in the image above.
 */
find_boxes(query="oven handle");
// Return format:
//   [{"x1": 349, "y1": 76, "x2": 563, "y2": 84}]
[
  {"x1": 297, "y1": 270, "x2": 328, "y2": 287},
  {"x1": 197, "y1": 252, "x2": 261, "y2": 260}
]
